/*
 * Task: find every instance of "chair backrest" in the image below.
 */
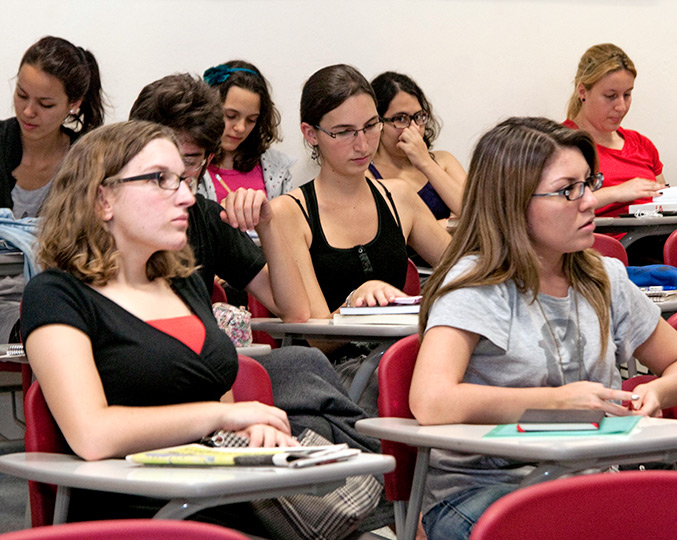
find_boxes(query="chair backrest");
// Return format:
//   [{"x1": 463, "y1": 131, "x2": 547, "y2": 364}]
[
  {"x1": 664, "y1": 229, "x2": 677, "y2": 266},
  {"x1": 231, "y1": 355, "x2": 274, "y2": 405},
  {"x1": 0, "y1": 519, "x2": 250, "y2": 540},
  {"x1": 377, "y1": 334, "x2": 420, "y2": 502},
  {"x1": 403, "y1": 258, "x2": 421, "y2": 296},
  {"x1": 592, "y1": 233, "x2": 628, "y2": 266},
  {"x1": 470, "y1": 471, "x2": 677, "y2": 540},
  {"x1": 247, "y1": 294, "x2": 280, "y2": 349},
  {"x1": 24, "y1": 356, "x2": 274, "y2": 527},
  {"x1": 622, "y1": 374, "x2": 677, "y2": 419},
  {"x1": 210, "y1": 280, "x2": 228, "y2": 304},
  {"x1": 24, "y1": 381, "x2": 69, "y2": 528}
]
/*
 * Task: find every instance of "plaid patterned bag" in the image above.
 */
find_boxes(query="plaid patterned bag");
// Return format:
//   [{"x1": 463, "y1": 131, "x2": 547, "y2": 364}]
[{"x1": 201, "y1": 428, "x2": 382, "y2": 540}]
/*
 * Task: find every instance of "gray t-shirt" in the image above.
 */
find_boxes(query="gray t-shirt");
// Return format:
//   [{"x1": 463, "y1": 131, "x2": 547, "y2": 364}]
[
  {"x1": 422, "y1": 255, "x2": 660, "y2": 514},
  {"x1": 11, "y1": 180, "x2": 52, "y2": 218}
]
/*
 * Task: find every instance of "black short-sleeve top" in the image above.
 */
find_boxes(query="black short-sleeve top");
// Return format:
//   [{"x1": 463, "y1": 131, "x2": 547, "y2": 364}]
[{"x1": 21, "y1": 269, "x2": 238, "y2": 407}]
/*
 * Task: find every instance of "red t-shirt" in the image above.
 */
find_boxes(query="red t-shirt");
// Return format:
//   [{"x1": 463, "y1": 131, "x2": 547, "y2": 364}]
[{"x1": 563, "y1": 120, "x2": 663, "y2": 217}]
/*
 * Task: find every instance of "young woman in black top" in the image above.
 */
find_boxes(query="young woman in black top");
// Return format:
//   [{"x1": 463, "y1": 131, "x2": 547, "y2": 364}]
[
  {"x1": 272, "y1": 64, "x2": 450, "y2": 318},
  {"x1": 22, "y1": 121, "x2": 294, "y2": 462}
]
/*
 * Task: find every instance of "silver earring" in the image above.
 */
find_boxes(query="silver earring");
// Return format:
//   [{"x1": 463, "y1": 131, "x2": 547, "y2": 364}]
[{"x1": 311, "y1": 145, "x2": 319, "y2": 161}]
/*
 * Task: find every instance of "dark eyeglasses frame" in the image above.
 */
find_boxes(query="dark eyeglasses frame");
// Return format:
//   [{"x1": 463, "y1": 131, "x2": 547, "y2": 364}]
[
  {"x1": 108, "y1": 171, "x2": 198, "y2": 194},
  {"x1": 382, "y1": 110, "x2": 430, "y2": 128},
  {"x1": 531, "y1": 172, "x2": 604, "y2": 202}
]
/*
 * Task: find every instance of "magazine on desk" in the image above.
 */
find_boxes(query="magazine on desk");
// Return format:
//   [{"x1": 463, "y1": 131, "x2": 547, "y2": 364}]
[{"x1": 126, "y1": 442, "x2": 360, "y2": 468}]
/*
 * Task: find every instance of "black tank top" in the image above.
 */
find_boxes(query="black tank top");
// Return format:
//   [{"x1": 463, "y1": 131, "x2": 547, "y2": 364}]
[{"x1": 287, "y1": 179, "x2": 408, "y2": 312}]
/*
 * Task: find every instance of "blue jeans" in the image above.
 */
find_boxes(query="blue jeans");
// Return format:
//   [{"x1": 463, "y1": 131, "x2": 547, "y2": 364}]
[{"x1": 422, "y1": 483, "x2": 518, "y2": 540}]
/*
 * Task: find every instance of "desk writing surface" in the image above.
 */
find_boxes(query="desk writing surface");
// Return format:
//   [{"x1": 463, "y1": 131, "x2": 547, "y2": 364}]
[
  {"x1": 251, "y1": 318, "x2": 417, "y2": 339},
  {"x1": 356, "y1": 417, "x2": 677, "y2": 462},
  {"x1": 0, "y1": 452, "x2": 394, "y2": 500}
]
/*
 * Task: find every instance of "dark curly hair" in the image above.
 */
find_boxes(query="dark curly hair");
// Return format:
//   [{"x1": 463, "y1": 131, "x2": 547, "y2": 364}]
[
  {"x1": 370, "y1": 71, "x2": 440, "y2": 149},
  {"x1": 203, "y1": 60, "x2": 281, "y2": 172}
]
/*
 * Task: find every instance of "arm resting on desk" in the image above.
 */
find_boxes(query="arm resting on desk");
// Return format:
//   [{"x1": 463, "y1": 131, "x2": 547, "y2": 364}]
[{"x1": 410, "y1": 326, "x2": 638, "y2": 425}]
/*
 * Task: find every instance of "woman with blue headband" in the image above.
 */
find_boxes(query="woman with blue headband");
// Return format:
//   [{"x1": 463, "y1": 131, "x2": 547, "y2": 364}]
[{"x1": 201, "y1": 60, "x2": 294, "y2": 203}]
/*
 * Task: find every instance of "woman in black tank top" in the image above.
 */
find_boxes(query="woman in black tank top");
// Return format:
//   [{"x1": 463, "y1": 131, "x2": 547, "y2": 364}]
[{"x1": 271, "y1": 65, "x2": 450, "y2": 322}]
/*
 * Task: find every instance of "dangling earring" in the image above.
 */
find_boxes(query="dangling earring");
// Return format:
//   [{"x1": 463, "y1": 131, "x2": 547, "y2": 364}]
[{"x1": 311, "y1": 145, "x2": 319, "y2": 161}]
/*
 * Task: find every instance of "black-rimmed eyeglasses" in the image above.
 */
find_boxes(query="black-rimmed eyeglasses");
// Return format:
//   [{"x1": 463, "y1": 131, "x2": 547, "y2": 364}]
[
  {"x1": 107, "y1": 171, "x2": 198, "y2": 194},
  {"x1": 382, "y1": 110, "x2": 429, "y2": 129},
  {"x1": 531, "y1": 172, "x2": 604, "y2": 202}
]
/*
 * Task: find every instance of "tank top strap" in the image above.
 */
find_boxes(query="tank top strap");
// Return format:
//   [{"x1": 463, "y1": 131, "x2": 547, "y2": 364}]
[
  {"x1": 368, "y1": 162, "x2": 383, "y2": 179},
  {"x1": 370, "y1": 178, "x2": 403, "y2": 232},
  {"x1": 284, "y1": 180, "x2": 316, "y2": 227}
]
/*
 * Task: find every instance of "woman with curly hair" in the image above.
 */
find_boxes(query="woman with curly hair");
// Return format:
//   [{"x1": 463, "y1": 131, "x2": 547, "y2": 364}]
[{"x1": 201, "y1": 60, "x2": 294, "y2": 203}]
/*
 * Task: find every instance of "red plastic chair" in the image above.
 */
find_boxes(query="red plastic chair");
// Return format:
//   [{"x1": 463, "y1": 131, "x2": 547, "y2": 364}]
[
  {"x1": 376, "y1": 334, "x2": 424, "y2": 540},
  {"x1": 663, "y1": 229, "x2": 677, "y2": 267},
  {"x1": 470, "y1": 471, "x2": 677, "y2": 540},
  {"x1": 247, "y1": 294, "x2": 280, "y2": 349},
  {"x1": 210, "y1": 280, "x2": 228, "y2": 304},
  {"x1": 0, "y1": 519, "x2": 249, "y2": 540},
  {"x1": 24, "y1": 355, "x2": 274, "y2": 527},
  {"x1": 403, "y1": 258, "x2": 421, "y2": 296},
  {"x1": 592, "y1": 233, "x2": 629, "y2": 266}
]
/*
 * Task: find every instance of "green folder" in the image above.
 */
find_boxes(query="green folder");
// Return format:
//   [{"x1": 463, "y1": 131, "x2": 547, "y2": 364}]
[{"x1": 484, "y1": 415, "x2": 641, "y2": 438}]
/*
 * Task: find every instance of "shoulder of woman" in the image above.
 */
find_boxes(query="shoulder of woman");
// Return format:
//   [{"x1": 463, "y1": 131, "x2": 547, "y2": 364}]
[{"x1": 261, "y1": 147, "x2": 296, "y2": 169}]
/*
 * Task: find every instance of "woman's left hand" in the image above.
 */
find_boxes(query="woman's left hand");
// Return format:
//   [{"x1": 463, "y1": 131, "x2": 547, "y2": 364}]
[
  {"x1": 220, "y1": 188, "x2": 272, "y2": 232},
  {"x1": 627, "y1": 383, "x2": 663, "y2": 417},
  {"x1": 236, "y1": 423, "x2": 300, "y2": 447},
  {"x1": 397, "y1": 124, "x2": 433, "y2": 171},
  {"x1": 349, "y1": 280, "x2": 407, "y2": 307}
]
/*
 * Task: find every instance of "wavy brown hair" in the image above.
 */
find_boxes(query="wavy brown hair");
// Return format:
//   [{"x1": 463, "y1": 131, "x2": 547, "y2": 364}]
[
  {"x1": 38, "y1": 121, "x2": 195, "y2": 285},
  {"x1": 567, "y1": 43, "x2": 637, "y2": 120},
  {"x1": 420, "y1": 117, "x2": 611, "y2": 357},
  {"x1": 203, "y1": 60, "x2": 281, "y2": 172}
]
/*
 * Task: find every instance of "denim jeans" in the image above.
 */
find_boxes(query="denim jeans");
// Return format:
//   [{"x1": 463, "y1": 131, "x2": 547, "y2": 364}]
[{"x1": 422, "y1": 483, "x2": 518, "y2": 540}]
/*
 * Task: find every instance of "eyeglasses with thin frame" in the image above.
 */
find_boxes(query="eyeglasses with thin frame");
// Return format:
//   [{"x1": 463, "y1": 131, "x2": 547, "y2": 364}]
[
  {"x1": 107, "y1": 171, "x2": 199, "y2": 194},
  {"x1": 531, "y1": 172, "x2": 603, "y2": 202},
  {"x1": 182, "y1": 155, "x2": 206, "y2": 173},
  {"x1": 314, "y1": 120, "x2": 383, "y2": 142},
  {"x1": 382, "y1": 110, "x2": 429, "y2": 129}
]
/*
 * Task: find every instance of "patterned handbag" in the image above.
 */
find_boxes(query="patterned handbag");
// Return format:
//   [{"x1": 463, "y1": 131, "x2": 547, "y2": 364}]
[{"x1": 212, "y1": 302, "x2": 252, "y2": 347}]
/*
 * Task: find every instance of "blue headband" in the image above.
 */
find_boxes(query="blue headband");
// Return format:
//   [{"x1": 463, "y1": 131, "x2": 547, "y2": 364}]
[{"x1": 203, "y1": 65, "x2": 259, "y2": 86}]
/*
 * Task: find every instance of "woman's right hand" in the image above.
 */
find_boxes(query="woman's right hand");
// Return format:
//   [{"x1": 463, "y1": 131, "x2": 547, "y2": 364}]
[
  {"x1": 221, "y1": 401, "x2": 292, "y2": 435},
  {"x1": 349, "y1": 280, "x2": 407, "y2": 307},
  {"x1": 555, "y1": 381, "x2": 637, "y2": 416},
  {"x1": 606, "y1": 177, "x2": 662, "y2": 203}
]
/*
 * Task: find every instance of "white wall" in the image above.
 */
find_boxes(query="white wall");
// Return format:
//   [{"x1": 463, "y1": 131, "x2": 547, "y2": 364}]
[{"x1": 1, "y1": 0, "x2": 675, "y2": 186}]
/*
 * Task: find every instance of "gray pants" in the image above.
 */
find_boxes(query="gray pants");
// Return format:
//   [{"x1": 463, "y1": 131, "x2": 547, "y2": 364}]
[{"x1": 256, "y1": 346, "x2": 381, "y2": 454}]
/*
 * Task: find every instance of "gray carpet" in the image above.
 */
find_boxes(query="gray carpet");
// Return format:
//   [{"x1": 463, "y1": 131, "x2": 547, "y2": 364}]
[{"x1": 0, "y1": 440, "x2": 28, "y2": 533}]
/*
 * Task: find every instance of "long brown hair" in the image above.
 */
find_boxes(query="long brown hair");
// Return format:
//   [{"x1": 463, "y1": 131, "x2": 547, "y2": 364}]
[
  {"x1": 420, "y1": 117, "x2": 611, "y2": 356},
  {"x1": 38, "y1": 121, "x2": 195, "y2": 285}
]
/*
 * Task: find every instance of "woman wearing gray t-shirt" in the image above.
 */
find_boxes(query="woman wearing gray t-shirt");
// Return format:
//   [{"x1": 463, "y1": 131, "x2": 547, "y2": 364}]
[{"x1": 411, "y1": 117, "x2": 677, "y2": 540}]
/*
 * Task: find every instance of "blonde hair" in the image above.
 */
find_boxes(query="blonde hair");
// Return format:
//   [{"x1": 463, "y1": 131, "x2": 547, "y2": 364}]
[
  {"x1": 567, "y1": 43, "x2": 637, "y2": 120},
  {"x1": 420, "y1": 117, "x2": 611, "y2": 356},
  {"x1": 38, "y1": 120, "x2": 195, "y2": 285}
]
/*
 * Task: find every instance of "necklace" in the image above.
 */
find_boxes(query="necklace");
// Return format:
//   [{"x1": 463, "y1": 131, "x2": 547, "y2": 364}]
[{"x1": 535, "y1": 291, "x2": 583, "y2": 384}]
